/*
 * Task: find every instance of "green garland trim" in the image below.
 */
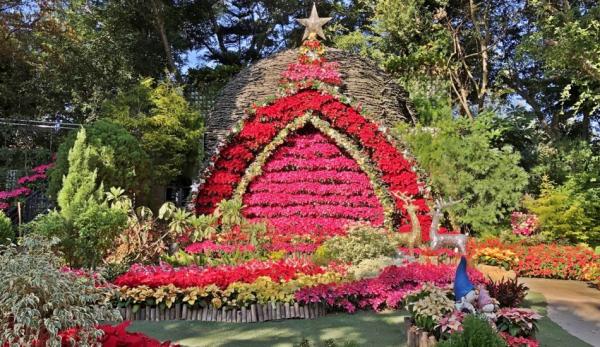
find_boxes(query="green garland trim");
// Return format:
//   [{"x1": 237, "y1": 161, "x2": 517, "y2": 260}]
[{"x1": 232, "y1": 112, "x2": 396, "y2": 230}]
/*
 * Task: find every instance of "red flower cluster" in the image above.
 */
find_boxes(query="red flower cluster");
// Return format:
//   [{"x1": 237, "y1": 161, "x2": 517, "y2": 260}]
[
  {"x1": 295, "y1": 263, "x2": 486, "y2": 313},
  {"x1": 243, "y1": 129, "x2": 385, "y2": 234},
  {"x1": 469, "y1": 238, "x2": 600, "y2": 281},
  {"x1": 58, "y1": 321, "x2": 178, "y2": 347},
  {"x1": 194, "y1": 89, "x2": 431, "y2": 239},
  {"x1": 500, "y1": 332, "x2": 540, "y2": 347},
  {"x1": 113, "y1": 258, "x2": 324, "y2": 289}
]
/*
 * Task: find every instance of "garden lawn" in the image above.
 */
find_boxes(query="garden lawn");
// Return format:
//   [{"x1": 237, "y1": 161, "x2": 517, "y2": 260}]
[
  {"x1": 128, "y1": 292, "x2": 590, "y2": 347},
  {"x1": 128, "y1": 310, "x2": 407, "y2": 347}
]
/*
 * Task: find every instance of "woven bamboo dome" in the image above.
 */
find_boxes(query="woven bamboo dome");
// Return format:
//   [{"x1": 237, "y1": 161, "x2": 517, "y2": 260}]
[{"x1": 201, "y1": 48, "x2": 417, "y2": 171}]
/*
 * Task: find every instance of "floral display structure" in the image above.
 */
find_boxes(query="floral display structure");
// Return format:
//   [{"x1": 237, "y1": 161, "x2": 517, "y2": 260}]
[{"x1": 191, "y1": 30, "x2": 434, "y2": 241}]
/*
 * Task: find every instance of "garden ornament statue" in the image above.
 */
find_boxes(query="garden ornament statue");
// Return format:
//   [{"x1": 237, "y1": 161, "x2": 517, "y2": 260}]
[
  {"x1": 477, "y1": 285, "x2": 499, "y2": 319},
  {"x1": 429, "y1": 198, "x2": 468, "y2": 254},
  {"x1": 454, "y1": 255, "x2": 477, "y2": 313},
  {"x1": 454, "y1": 256, "x2": 499, "y2": 318}
]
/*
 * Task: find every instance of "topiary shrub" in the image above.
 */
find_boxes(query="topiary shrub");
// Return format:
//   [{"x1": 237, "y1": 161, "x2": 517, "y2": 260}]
[
  {"x1": 437, "y1": 314, "x2": 507, "y2": 347},
  {"x1": 321, "y1": 223, "x2": 396, "y2": 264},
  {"x1": 0, "y1": 235, "x2": 121, "y2": 346},
  {"x1": 48, "y1": 119, "x2": 151, "y2": 203},
  {"x1": 0, "y1": 211, "x2": 13, "y2": 245},
  {"x1": 30, "y1": 129, "x2": 128, "y2": 268}
]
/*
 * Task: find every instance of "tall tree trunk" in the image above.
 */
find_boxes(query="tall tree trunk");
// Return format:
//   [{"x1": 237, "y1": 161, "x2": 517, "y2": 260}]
[{"x1": 150, "y1": 0, "x2": 179, "y2": 80}]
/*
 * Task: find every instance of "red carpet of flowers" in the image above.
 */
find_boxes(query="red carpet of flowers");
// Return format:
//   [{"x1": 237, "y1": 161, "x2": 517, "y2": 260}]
[
  {"x1": 59, "y1": 321, "x2": 178, "y2": 347},
  {"x1": 113, "y1": 258, "x2": 325, "y2": 289},
  {"x1": 243, "y1": 128, "x2": 385, "y2": 234}
]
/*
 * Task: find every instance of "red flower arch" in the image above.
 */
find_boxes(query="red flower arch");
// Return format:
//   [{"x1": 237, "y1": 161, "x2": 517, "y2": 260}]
[{"x1": 194, "y1": 89, "x2": 433, "y2": 241}]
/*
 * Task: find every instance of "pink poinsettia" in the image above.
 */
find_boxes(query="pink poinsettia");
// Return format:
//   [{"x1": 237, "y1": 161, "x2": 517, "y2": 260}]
[
  {"x1": 295, "y1": 263, "x2": 486, "y2": 313},
  {"x1": 0, "y1": 187, "x2": 31, "y2": 200},
  {"x1": 18, "y1": 173, "x2": 47, "y2": 185},
  {"x1": 184, "y1": 240, "x2": 255, "y2": 254},
  {"x1": 511, "y1": 212, "x2": 539, "y2": 236},
  {"x1": 242, "y1": 130, "x2": 385, "y2": 235}
]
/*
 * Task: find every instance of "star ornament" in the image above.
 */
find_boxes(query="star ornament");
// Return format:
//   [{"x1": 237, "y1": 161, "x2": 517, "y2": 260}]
[{"x1": 297, "y1": 3, "x2": 332, "y2": 41}]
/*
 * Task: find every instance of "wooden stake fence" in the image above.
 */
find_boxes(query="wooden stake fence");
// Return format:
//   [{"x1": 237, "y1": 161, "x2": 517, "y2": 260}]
[{"x1": 118, "y1": 302, "x2": 325, "y2": 322}]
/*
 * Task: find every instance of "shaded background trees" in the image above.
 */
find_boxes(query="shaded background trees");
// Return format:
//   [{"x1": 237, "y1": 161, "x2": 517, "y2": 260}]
[{"x1": 1, "y1": 0, "x2": 598, "y2": 238}]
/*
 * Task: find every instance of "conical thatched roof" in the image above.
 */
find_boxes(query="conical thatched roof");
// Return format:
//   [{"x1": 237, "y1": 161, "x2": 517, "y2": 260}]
[{"x1": 201, "y1": 48, "x2": 416, "y2": 170}]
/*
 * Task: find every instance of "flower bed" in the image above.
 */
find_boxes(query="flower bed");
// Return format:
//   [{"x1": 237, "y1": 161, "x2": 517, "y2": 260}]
[
  {"x1": 469, "y1": 239, "x2": 600, "y2": 281},
  {"x1": 113, "y1": 258, "x2": 326, "y2": 289},
  {"x1": 58, "y1": 321, "x2": 178, "y2": 347},
  {"x1": 295, "y1": 263, "x2": 486, "y2": 313}
]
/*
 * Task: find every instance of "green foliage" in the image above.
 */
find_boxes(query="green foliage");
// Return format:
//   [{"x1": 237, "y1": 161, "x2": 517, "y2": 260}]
[
  {"x1": 437, "y1": 314, "x2": 507, "y2": 347},
  {"x1": 30, "y1": 129, "x2": 127, "y2": 267},
  {"x1": 0, "y1": 235, "x2": 120, "y2": 347},
  {"x1": 0, "y1": 211, "x2": 13, "y2": 245},
  {"x1": 347, "y1": 256, "x2": 400, "y2": 280},
  {"x1": 321, "y1": 223, "x2": 396, "y2": 264},
  {"x1": 57, "y1": 128, "x2": 103, "y2": 222},
  {"x1": 525, "y1": 178, "x2": 600, "y2": 245},
  {"x1": 73, "y1": 202, "x2": 128, "y2": 268},
  {"x1": 519, "y1": 1, "x2": 600, "y2": 135},
  {"x1": 216, "y1": 198, "x2": 244, "y2": 230},
  {"x1": 48, "y1": 120, "x2": 151, "y2": 202},
  {"x1": 397, "y1": 114, "x2": 528, "y2": 233},
  {"x1": 102, "y1": 78, "x2": 203, "y2": 185},
  {"x1": 312, "y1": 244, "x2": 333, "y2": 266}
]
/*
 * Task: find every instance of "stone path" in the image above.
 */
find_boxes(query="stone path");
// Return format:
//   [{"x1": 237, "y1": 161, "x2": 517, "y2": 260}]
[{"x1": 521, "y1": 278, "x2": 600, "y2": 347}]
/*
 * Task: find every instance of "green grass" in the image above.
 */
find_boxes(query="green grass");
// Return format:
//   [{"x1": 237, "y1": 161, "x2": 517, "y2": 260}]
[
  {"x1": 523, "y1": 292, "x2": 592, "y2": 347},
  {"x1": 128, "y1": 292, "x2": 591, "y2": 347},
  {"x1": 129, "y1": 310, "x2": 408, "y2": 347}
]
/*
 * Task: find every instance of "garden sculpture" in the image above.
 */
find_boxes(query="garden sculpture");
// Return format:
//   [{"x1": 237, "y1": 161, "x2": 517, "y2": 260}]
[
  {"x1": 454, "y1": 255, "x2": 477, "y2": 313},
  {"x1": 429, "y1": 198, "x2": 467, "y2": 254},
  {"x1": 477, "y1": 285, "x2": 499, "y2": 319},
  {"x1": 454, "y1": 256, "x2": 499, "y2": 319},
  {"x1": 391, "y1": 191, "x2": 423, "y2": 254}
]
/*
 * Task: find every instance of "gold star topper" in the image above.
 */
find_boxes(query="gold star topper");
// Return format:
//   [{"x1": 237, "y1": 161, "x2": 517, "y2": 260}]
[{"x1": 297, "y1": 3, "x2": 332, "y2": 41}]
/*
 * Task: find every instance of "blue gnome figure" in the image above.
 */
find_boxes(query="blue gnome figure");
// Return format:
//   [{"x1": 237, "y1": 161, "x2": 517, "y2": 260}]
[{"x1": 454, "y1": 255, "x2": 477, "y2": 313}]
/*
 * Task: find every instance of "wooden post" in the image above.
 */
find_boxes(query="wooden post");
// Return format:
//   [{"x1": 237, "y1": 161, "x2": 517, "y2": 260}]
[
  {"x1": 419, "y1": 332, "x2": 429, "y2": 347},
  {"x1": 145, "y1": 306, "x2": 151, "y2": 321},
  {"x1": 407, "y1": 326, "x2": 416, "y2": 347},
  {"x1": 250, "y1": 304, "x2": 257, "y2": 322},
  {"x1": 284, "y1": 303, "x2": 290, "y2": 318},
  {"x1": 241, "y1": 307, "x2": 247, "y2": 323},
  {"x1": 182, "y1": 305, "x2": 187, "y2": 320},
  {"x1": 428, "y1": 335, "x2": 437, "y2": 347}
]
